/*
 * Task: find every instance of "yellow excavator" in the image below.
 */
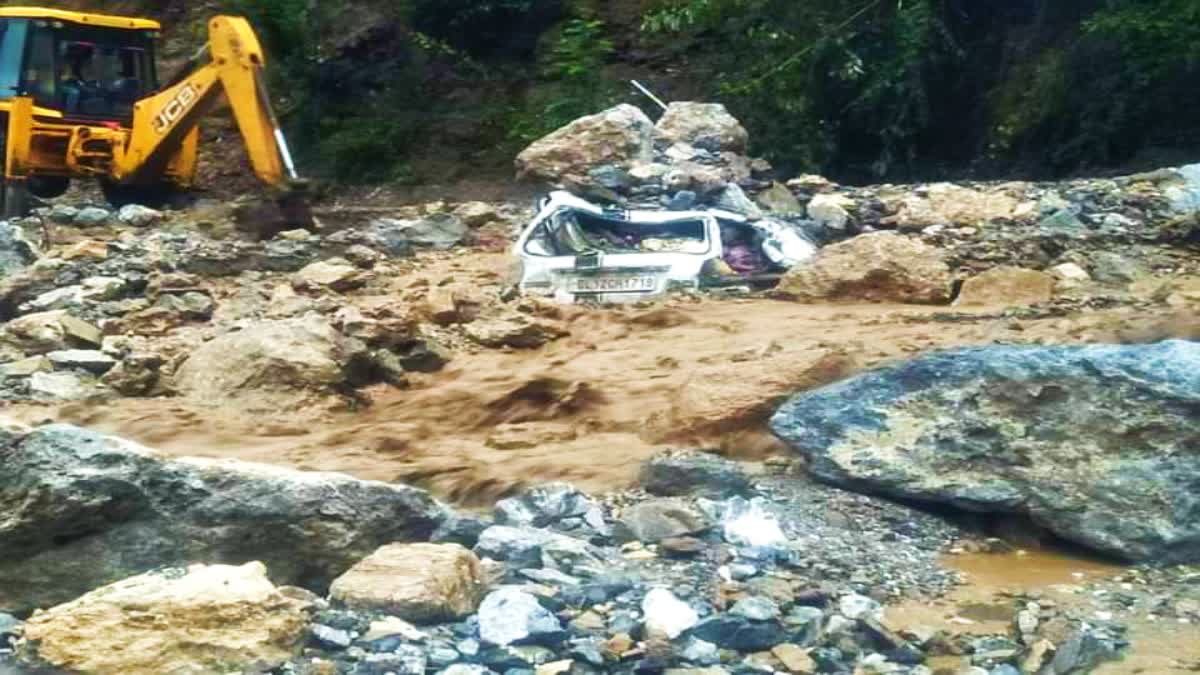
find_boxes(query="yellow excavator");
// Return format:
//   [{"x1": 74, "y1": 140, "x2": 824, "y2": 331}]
[{"x1": 0, "y1": 7, "x2": 308, "y2": 224}]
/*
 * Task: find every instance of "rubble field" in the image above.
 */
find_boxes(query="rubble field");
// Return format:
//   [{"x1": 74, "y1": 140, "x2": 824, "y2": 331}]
[{"x1": 1, "y1": 102, "x2": 1199, "y2": 675}]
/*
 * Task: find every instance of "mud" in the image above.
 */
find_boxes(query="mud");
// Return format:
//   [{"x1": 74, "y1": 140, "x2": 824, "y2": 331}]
[
  {"x1": 6, "y1": 251, "x2": 1197, "y2": 505},
  {"x1": 890, "y1": 549, "x2": 1200, "y2": 674}
]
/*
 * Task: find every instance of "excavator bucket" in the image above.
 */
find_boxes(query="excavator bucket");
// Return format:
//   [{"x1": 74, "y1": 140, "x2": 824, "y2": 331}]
[{"x1": 233, "y1": 180, "x2": 318, "y2": 241}]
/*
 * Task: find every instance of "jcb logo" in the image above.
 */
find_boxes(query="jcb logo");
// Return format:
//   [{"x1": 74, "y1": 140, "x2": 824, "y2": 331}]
[{"x1": 153, "y1": 84, "x2": 198, "y2": 135}]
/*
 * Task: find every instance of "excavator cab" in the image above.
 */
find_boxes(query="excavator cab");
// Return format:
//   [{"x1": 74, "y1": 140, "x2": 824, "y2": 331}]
[{"x1": 0, "y1": 17, "x2": 159, "y2": 121}]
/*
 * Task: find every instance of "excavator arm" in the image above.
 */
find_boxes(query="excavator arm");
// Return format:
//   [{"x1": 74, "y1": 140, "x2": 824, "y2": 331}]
[{"x1": 113, "y1": 15, "x2": 300, "y2": 193}]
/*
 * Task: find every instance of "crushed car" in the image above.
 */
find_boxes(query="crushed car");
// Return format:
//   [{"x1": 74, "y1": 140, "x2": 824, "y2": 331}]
[{"x1": 512, "y1": 191, "x2": 816, "y2": 303}]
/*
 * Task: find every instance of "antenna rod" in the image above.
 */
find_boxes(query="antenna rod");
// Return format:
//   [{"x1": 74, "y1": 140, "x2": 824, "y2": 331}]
[{"x1": 630, "y1": 80, "x2": 668, "y2": 111}]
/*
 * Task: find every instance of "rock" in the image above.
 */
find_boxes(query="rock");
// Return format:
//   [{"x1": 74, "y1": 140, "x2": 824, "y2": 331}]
[
  {"x1": 329, "y1": 543, "x2": 484, "y2": 623},
  {"x1": 686, "y1": 615, "x2": 787, "y2": 651},
  {"x1": 1, "y1": 355, "x2": 52, "y2": 377},
  {"x1": 478, "y1": 588, "x2": 564, "y2": 647},
  {"x1": 357, "y1": 647, "x2": 428, "y2": 675},
  {"x1": 1, "y1": 310, "x2": 68, "y2": 353},
  {"x1": 172, "y1": 315, "x2": 369, "y2": 411},
  {"x1": 29, "y1": 371, "x2": 91, "y2": 400},
  {"x1": 680, "y1": 638, "x2": 720, "y2": 665},
  {"x1": 425, "y1": 284, "x2": 483, "y2": 325},
  {"x1": 807, "y1": 194, "x2": 854, "y2": 232},
  {"x1": 311, "y1": 624, "x2": 354, "y2": 650},
  {"x1": 438, "y1": 666, "x2": 498, "y2": 675},
  {"x1": 777, "y1": 232, "x2": 952, "y2": 304},
  {"x1": 711, "y1": 184, "x2": 764, "y2": 219},
  {"x1": 362, "y1": 616, "x2": 427, "y2": 642},
  {"x1": 59, "y1": 314, "x2": 102, "y2": 346},
  {"x1": 101, "y1": 353, "x2": 164, "y2": 396},
  {"x1": 18, "y1": 562, "x2": 312, "y2": 675},
  {"x1": 293, "y1": 259, "x2": 367, "y2": 292},
  {"x1": 60, "y1": 239, "x2": 107, "y2": 260},
  {"x1": 884, "y1": 183, "x2": 1022, "y2": 228},
  {"x1": 732, "y1": 596, "x2": 782, "y2": 622},
  {"x1": 46, "y1": 349, "x2": 117, "y2": 374},
  {"x1": 155, "y1": 291, "x2": 215, "y2": 320},
  {"x1": 1089, "y1": 251, "x2": 1145, "y2": 284},
  {"x1": 454, "y1": 202, "x2": 502, "y2": 228},
  {"x1": 370, "y1": 214, "x2": 469, "y2": 251},
  {"x1": 516, "y1": 104, "x2": 655, "y2": 184},
  {"x1": 72, "y1": 206, "x2": 112, "y2": 226},
  {"x1": 772, "y1": 644, "x2": 817, "y2": 674},
  {"x1": 642, "y1": 588, "x2": 700, "y2": 639},
  {"x1": 495, "y1": 483, "x2": 605, "y2": 531},
  {"x1": 116, "y1": 204, "x2": 164, "y2": 227},
  {"x1": 1050, "y1": 262, "x2": 1091, "y2": 286},
  {"x1": 723, "y1": 497, "x2": 788, "y2": 552},
  {"x1": 465, "y1": 316, "x2": 568, "y2": 349},
  {"x1": 615, "y1": 498, "x2": 711, "y2": 543},
  {"x1": 756, "y1": 183, "x2": 804, "y2": 214},
  {"x1": 473, "y1": 525, "x2": 605, "y2": 571},
  {"x1": 0, "y1": 424, "x2": 446, "y2": 614},
  {"x1": 955, "y1": 266, "x2": 1056, "y2": 307},
  {"x1": 1049, "y1": 630, "x2": 1119, "y2": 674},
  {"x1": 432, "y1": 514, "x2": 492, "y2": 548},
  {"x1": 655, "y1": 102, "x2": 749, "y2": 154},
  {"x1": 0, "y1": 220, "x2": 37, "y2": 276},
  {"x1": 771, "y1": 340, "x2": 1200, "y2": 562},
  {"x1": 640, "y1": 452, "x2": 754, "y2": 498}
]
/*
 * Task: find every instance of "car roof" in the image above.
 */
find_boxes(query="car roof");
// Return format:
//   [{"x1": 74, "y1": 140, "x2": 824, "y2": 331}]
[{"x1": 0, "y1": 7, "x2": 160, "y2": 30}]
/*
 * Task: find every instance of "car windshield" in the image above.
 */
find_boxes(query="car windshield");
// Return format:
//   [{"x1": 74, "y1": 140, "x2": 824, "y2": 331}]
[{"x1": 525, "y1": 207, "x2": 711, "y2": 257}]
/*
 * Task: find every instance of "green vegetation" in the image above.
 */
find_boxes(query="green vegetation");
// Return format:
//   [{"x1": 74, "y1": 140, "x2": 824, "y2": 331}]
[
  {"x1": 216, "y1": 0, "x2": 1200, "y2": 184},
  {"x1": 639, "y1": 0, "x2": 1200, "y2": 179}
]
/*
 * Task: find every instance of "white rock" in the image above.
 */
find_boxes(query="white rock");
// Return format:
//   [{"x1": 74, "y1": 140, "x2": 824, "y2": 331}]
[
  {"x1": 839, "y1": 593, "x2": 884, "y2": 622},
  {"x1": 29, "y1": 371, "x2": 91, "y2": 400},
  {"x1": 1051, "y1": 262, "x2": 1091, "y2": 283},
  {"x1": 642, "y1": 588, "x2": 699, "y2": 639},
  {"x1": 807, "y1": 193, "x2": 853, "y2": 231},
  {"x1": 722, "y1": 497, "x2": 788, "y2": 550},
  {"x1": 47, "y1": 349, "x2": 117, "y2": 374},
  {"x1": 117, "y1": 204, "x2": 164, "y2": 227},
  {"x1": 477, "y1": 588, "x2": 562, "y2": 647}
]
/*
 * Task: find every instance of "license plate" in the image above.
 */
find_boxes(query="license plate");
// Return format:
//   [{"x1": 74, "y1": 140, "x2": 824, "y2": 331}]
[{"x1": 568, "y1": 274, "x2": 658, "y2": 294}]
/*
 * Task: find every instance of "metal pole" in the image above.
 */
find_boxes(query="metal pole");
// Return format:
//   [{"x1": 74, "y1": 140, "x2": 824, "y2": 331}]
[{"x1": 630, "y1": 80, "x2": 669, "y2": 112}]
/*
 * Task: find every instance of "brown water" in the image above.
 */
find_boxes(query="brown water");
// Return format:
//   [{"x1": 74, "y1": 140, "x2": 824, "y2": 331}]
[
  {"x1": 891, "y1": 549, "x2": 1200, "y2": 674},
  {"x1": 6, "y1": 255, "x2": 1196, "y2": 505}
]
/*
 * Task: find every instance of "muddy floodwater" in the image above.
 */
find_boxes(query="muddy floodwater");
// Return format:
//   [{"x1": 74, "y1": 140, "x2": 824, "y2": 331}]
[{"x1": 889, "y1": 549, "x2": 1200, "y2": 674}]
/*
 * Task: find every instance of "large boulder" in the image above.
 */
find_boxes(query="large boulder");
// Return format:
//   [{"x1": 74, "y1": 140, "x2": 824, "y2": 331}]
[
  {"x1": 19, "y1": 562, "x2": 312, "y2": 675},
  {"x1": 515, "y1": 104, "x2": 654, "y2": 183},
  {"x1": 329, "y1": 543, "x2": 484, "y2": 624},
  {"x1": 776, "y1": 232, "x2": 952, "y2": 304},
  {"x1": 770, "y1": 340, "x2": 1200, "y2": 563},
  {"x1": 172, "y1": 314, "x2": 368, "y2": 411},
  {"x1": 655, "y1": 102, "x2": 750, "y2": 154},
  {"x1": 0, "y1": 424, "x2": 447, "y2": 614}
]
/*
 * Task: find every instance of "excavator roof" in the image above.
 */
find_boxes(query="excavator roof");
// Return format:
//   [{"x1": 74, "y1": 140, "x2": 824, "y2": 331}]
[{"x1": 0, "y1": 7, "x2": 160, "y2": 30}]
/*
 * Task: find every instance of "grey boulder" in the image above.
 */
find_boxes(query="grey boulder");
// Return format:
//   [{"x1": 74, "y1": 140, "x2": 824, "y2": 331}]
[
  {"x1": 0, "y1": 424, "x2": 448, "y2": 614},
  {"x1": 771, "y1": 340, "x2": 1200, "y2": 563}
]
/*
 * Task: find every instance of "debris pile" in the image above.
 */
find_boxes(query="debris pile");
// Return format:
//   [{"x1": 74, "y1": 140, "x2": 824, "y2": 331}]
[{"x1": 2, "y1": 433, "x2": 1166, "y2": 675}]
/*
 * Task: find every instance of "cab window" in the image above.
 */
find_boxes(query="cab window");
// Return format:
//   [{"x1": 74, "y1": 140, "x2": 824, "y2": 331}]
[{"x1": 0, "y1": 19, "x2": 30, "y2": 100}]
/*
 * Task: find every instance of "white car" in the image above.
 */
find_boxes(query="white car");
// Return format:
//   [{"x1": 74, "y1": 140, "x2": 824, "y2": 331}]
[{"x1": 513, "y1": 191, "x2": 815, "y2": 304}]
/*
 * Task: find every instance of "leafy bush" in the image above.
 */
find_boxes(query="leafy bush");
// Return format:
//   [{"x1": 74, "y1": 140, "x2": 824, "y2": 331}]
[{"x1": 505, "y1": 18, "x2": 619, "y2": 146}]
